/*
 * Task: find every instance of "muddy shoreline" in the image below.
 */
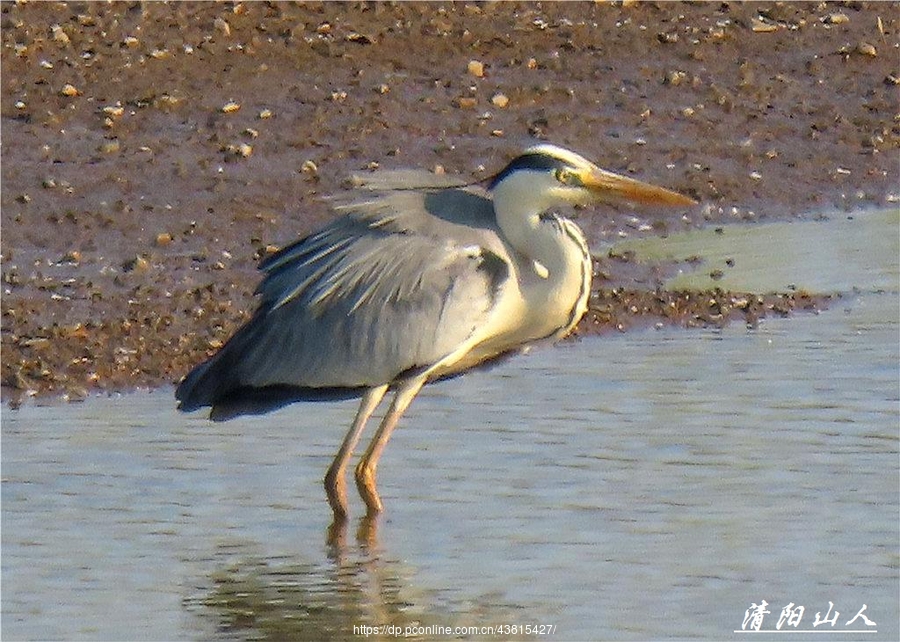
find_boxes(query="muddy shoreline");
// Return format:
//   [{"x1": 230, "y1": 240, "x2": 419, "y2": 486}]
[{"x1": 2, "y1": 2, "x2": 896, "y2": 406}]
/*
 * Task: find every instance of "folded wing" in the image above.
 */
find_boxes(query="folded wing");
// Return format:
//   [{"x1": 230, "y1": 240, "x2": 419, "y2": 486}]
[{"x1": 175, "y1": 188, "x2": 511, "y2": 414}]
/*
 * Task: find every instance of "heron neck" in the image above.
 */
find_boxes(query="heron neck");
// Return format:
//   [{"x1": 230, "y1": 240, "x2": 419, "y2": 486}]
[
  {"x1": 492, "y1": 180, "x2": 579, "y2": 278},
  {"x1": 488, "y1": 175, "x2": 592, "y2": 341}
]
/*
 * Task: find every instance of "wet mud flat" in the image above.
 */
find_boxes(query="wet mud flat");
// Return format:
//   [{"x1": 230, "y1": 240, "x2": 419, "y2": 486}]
[{"x1": 1, "y1": 2, "x2": 897, "y2": 405}]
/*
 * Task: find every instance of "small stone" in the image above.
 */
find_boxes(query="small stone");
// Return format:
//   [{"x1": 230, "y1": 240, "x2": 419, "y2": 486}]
[
  {"x1": 665, "y1": 70, "x2": 687, "y2": 86},
  {"x1": 214, "y1": 16, "x2": 231, "y2": 37},
  {"x1": 51, "y1": 24, "x2": 70, "y2": 45},
  {"x1": 258, "y1": 108, "x2": 273, "y2": 119},
  {"x1": 491, "y1": 93, "x2": 509, "y2": 108},
  {"x1": 221, "y1": 101, "x2": 241, "y2": 113},
  {"x1": 154, "y1": 232, "x2": 173, "y2": 247},
  {"x1": 467, "y1": 60, "x2": 485, "y2": 78},
  {"x1": 823, "y1": 12, "x2": 849, "y2": 25},
  {"x1": 301, "y1": 160, "x2": 318, "y2": 175},
  {"x1": 856, "y1": 42, "x2": 877, "y2": 57},
  {"x1": 346, "y1": 32, "x2": 374, "y2": 45},
  {"x1": 122, "y1": 256, "x2": 149, "y2": 273},
  {"x1": 222, "y1": 143, "x2": 252, "y2": 159},
  {"x1": 156, "y1": 95, "x2": 180, "y2": 110},
  {"x1": 751, "y1": 18, "x2": 778, "y2": 33},
  {"x1": 657, "y1": 31, "x2": 678, "y2": 43},
  {"x1": 60, "y1": 84, "x2": 80, "y2": 97},
  {"x1": 454, "y1": 97, "x2": 478, "y2": 109},
  {"x1": 123, "y1": 36, "x2": 140, "y2": 48}
]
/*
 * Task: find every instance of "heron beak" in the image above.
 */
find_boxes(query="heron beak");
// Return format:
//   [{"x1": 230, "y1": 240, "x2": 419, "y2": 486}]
[{"x1": 582, "y1": 166, "x2": 696, "y2": 207}]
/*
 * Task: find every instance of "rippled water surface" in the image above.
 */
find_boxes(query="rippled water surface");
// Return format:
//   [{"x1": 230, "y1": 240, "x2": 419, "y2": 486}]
[
  {"x1": 3, "y1": 286, "x2": 897, "y2": 641},
  {"x1": 4, "y1": 211, "x2": 899, "y2": 640}
]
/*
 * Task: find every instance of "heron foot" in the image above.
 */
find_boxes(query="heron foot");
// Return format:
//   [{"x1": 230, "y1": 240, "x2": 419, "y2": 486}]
[
  {"x1": 324, "y1": 463, "x2": 350, "y2": 522},
  {"x1": 354, "y1": 461, "x2": 383, "y2": 517}
]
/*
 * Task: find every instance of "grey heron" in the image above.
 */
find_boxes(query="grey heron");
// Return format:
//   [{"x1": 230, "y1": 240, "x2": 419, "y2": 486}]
[{"x1": 175, "y1": 144, "x2": 695, "y2": 521}]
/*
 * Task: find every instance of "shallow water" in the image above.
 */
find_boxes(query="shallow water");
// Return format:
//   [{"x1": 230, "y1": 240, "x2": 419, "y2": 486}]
[
  {"x1": 612, "y1": 208, "x2": 899, "y2": 293},
  {"x1": 3, "y1": 287, "x2": 897, "y2": 641}
]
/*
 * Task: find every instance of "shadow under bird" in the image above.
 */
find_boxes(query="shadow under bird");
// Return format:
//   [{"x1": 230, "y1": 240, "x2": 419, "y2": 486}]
[{"x1": 176, "y1": 144, "x2": 695, "y2": 521}]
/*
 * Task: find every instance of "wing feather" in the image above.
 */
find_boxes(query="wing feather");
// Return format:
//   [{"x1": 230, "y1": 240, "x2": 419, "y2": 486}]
[{"x1": 189, "y1": 187, "x2": 512, "y2": 395}]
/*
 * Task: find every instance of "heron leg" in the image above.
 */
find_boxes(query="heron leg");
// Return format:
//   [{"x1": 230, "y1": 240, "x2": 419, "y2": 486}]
[
  {"x1": 355, "y1": 376, "x2": 426, "y2": 517},
  {"x1": 324, "y1": 384, "x2": 388, "y2": 521}
]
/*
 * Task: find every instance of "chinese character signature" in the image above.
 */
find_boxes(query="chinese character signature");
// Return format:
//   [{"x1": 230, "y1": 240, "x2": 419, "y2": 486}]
[{"x1": 741, "y1": 600, "x2": 876, "y2": 632}]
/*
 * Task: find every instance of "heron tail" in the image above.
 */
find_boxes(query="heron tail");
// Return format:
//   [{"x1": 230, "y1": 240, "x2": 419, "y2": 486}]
[
  {"x1": 174, "y1": 320, "x2": 257, "y2": 414},
  {"x1": 175, "y1": 316, "x2": 365, "y2": 421},
  {"x1": 175, "y1": 357, "x2": 225, "y2": 412}
]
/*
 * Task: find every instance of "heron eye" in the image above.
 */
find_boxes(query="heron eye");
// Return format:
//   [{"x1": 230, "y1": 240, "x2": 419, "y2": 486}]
[{"x1": 555, "y1": 168, "x2": 581, "y2": 186}]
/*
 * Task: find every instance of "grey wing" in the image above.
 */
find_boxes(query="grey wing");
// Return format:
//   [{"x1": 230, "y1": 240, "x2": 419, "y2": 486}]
[
  {"x1": 179, "y1": 194, "x2": 511, "y2": 406},
  {"x1": 252, "y1": 230, "x2": 509, "y2": 387}
]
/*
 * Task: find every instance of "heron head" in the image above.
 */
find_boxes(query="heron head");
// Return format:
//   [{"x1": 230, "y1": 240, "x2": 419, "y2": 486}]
[{"x1": 489, "y1": 143, "x2": 696, "y2": 210}]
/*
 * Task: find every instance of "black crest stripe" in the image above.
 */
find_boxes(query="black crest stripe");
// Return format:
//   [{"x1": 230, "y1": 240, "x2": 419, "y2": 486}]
[{"x1": 488, "y1": 153, "x2": 568, "y2": 189}]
